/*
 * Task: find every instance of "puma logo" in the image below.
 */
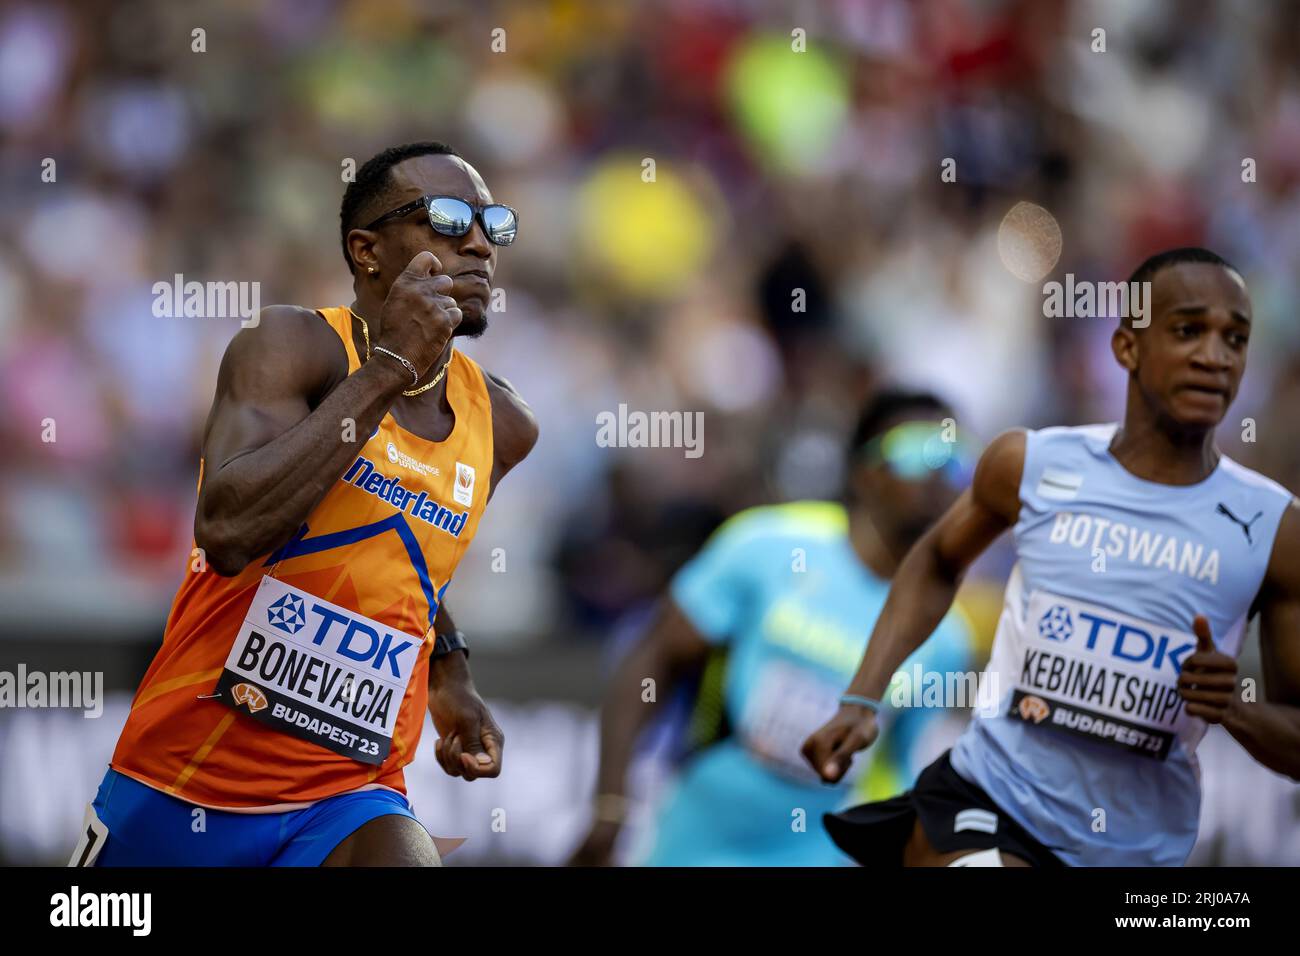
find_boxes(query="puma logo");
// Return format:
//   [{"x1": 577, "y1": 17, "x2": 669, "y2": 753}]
[{"x1": 1216, "y1": 503, "x2": 1262, "y2": 544}]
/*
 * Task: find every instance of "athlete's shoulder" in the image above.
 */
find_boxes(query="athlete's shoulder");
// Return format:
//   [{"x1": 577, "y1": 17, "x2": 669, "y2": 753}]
[
  {"x1": 712, "y1": 500, "x2": 848, "y2": 545},
  {"x1": 972, "y1": 429, "x2": 1027, "y2": 519},
  {"x1": 480, "y1": 367, "x2": 539, "y2": 470},
  {"x1": 1025, "y1": 421, "x2": 1117, "y2": 451},
  {"x1": 219, "y1": 305, "x2": 346, "y2": 395},
  {"x1": 1013, "y1": 422, "x2": 1117, "y2": 487},
  {"x1": 1264, "y1": 498, "x2": 1300, "y2": 590},
  {"x1": 981, "y1": 427, "x2": 1029, "y2": 463},
  {"x1": 1217, "y1": 454, "x2": 1296, "y2": 504},
  {"x1": 1219, "y1": 457, "x2": 1298, "y2": 577},
  {"x1": 240, "y1": 304, "x2": 340, "y2": 344}
]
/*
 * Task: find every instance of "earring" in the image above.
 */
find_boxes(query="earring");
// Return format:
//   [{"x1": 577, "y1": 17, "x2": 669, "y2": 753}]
[{"x1": 368, "y1": 266, "x2": 378, "y2": 275}]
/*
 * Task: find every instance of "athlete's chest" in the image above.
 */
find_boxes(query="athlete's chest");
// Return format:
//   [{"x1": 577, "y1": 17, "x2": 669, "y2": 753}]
[
  {"x1": 1018, "y1": 485, "x2": 1269, "y2": 606},
  {"x1": 729, "y1": 561, "x2": 880, "y2": 781},
  {"x1": 742, "y1": 558, "x2": 885, "y2": 679},
  {"x1": 331, "y1": 418, "x2": 485, "y2": 532},
  {"x1": 386, "y1": 393, "x2": 456, "y2": 444},
  {"x1": 336, "y1": 322, "x2": 501, "y2": 486}
]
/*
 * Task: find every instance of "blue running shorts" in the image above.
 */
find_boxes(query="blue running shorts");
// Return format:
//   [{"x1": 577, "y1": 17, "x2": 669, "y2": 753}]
[{"x1": 75, "y1": 767, "x2": 426, "y2": 867}]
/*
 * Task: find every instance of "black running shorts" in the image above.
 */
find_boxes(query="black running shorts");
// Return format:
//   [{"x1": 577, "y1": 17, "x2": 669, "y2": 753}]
[{"x1": 824, "y1": 750, "x2": 1065, "y2": 867}]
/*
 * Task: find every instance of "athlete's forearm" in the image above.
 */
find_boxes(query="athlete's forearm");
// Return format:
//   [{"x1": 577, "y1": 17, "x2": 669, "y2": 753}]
[
  {"x1": 428, "y1": 602, "x2": 473, "y2": 691},
  {"x1": 845, "y1": 531, "x2": 962, "y2": 700},
  {"x1": 1222, "y1": 699, "x2": 1300, "y2": 781},
  {"x1": 197, "y1": 359, "x2": 409, "y2": 574},
  {"x1": 593, "y1": 632, "x2": 677, "y2": 800}
]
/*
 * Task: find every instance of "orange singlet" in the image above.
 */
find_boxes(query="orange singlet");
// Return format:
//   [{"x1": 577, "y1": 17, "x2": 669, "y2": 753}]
[{"x1": 111, "y1": 307, "x2": 494, "y2": 810}]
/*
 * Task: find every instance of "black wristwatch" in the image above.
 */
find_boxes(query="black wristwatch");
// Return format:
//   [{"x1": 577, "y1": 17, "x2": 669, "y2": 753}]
[{"x1": 430, "y1": 629, "x2": 469, "y2": 661}]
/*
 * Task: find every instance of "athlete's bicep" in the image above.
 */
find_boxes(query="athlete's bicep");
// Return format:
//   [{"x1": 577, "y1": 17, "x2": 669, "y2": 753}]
[
  {"x1": 202, "y1": 378, "x2": 312, "y2": 475},
  {"x1": 653, "y1": 598, "x2": 715, "y2": 674},
  {"x1": 667, "y1": 515, "x2": 763, "y2": 646},
  {"x1": 485, "y1": 373, "x2": 539, "y2": 500},
  {"x1": 200, "y1": 307, "x2": 343, "y2": 475},
  {"x1": 1259, "y1": 598, "x2": 1300, "y2": 706},
  {"x1": 1259, "y1": 501, "x2": 1300, "y2": 705},
  {"x1": 930, "y1": 429, "x2": 1025, "y2": 575}
]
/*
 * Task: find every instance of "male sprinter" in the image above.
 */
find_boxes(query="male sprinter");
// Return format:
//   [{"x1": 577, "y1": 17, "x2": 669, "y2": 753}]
[
  {"x1": 569, "y1": 390, "x2": 976, "y2": 866},
  {"x1": 804, "y1": 248, "x2": 1300, "y2": 867},
  {"x1": 71, "y1": 142, "x2": 537, "y2": 866}
]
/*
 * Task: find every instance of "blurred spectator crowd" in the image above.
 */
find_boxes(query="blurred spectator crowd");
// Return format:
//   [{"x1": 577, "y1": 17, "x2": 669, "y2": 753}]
[{"x1": 3, "y1": 0, "x2": 1300, "y2": 651}]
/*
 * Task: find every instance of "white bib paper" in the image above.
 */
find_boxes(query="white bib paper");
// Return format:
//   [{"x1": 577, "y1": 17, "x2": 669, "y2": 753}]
[
  {"x1": 215, "y1": 576, "x2": 423, "y2": 765},
  {"x1": 1009, "y1": 590, "x2": 1196, "y2": 760}
]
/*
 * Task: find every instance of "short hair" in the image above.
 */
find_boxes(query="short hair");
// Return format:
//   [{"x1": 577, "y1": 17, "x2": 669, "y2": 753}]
[
  {"x1": 339, "y1": 141, "x2": 459, "y2": 273},
  {"x1": 1126, "y1": 246, "x2": 1237, "y2": 287},
  {"x1": 847, "y1": 387, "x2": 952, "y2": 464},
  {"x1": 1120, "y1": 247, "x2": 1242, "y2": 329}
]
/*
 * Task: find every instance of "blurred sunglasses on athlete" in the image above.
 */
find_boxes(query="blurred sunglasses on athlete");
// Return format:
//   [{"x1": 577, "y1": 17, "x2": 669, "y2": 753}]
[
  {"x1": 365, "y1": 194, "x2": 519, "y2": 246},
  {"x1": 858, "y1": 420, "x2": 975, "y2": 487}
]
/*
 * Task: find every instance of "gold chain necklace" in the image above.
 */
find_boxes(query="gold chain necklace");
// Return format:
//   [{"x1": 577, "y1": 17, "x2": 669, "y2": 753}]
[{"x1": 350, "y1": 308, "x2": 453, "y2": 398}]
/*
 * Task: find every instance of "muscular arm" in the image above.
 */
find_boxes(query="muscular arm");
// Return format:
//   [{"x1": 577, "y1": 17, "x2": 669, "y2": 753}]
[
  {"x1": 194, "y1": 306, "x2": 409, "y2": 575},
  {"x1": 842, "y1": 429, "x2": 1024, "y2": 699},
  {"x1": 803, "y1": 429, "x2": 1023, "y2": 783},
  {"x1": 483, "y1": 370, "x2": 539, "y2": 498},
  {"x1": 424, "y1": 598, "x2": 504, "y2": 780},
  {"x1": 429, "y1": 601, "x2": 466, "y2": 685},
  {"x1": 422, "y1": 371, "x2": 536, "y2": 780},
  {"x1": 1220, "y1": 502, "x2": 1300, "y2": 780},
  {"x1": 592, "y1": 601, "x2": 712, "y2": 802},
  {"x1": 568, "y1": 597, "x2": 712, "y2": 862}
]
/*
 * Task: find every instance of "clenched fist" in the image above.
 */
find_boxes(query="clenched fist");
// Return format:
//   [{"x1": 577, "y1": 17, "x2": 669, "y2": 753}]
[
  {"x1": 1177, "y1": 615, "x2": 1239, "y2": 724},
  {"x1": 801, "y1": 704, "x2": 880, "y2": 783},
  {"x1": 375, "y1": 251, "x2": 464, "y2": 376}
]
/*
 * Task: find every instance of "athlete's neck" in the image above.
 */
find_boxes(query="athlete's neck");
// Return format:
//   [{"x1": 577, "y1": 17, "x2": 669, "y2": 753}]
[
  {"x1": 1109, "y1": 411, "x2": 1220, "y2": 486},
  {"x1": 349, "y1": 293, "x2": 454, "y2": 406},
  {"x1": 847, "y1": 506, "x2": 900, "y2": 580}
]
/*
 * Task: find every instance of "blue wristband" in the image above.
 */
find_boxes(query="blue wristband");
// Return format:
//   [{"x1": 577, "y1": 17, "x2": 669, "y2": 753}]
[{"x1": 840, "y1": 694, "x2": 882, "y2": 713}]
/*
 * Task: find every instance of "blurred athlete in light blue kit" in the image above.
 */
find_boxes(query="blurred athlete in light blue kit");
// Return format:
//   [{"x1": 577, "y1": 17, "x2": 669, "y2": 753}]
[{"x1": 569, "y1": 389, "x2": 976, "y2": 866}]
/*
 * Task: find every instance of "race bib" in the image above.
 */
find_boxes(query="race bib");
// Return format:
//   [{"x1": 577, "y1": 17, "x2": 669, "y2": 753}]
[
  {"x1": 1009, "y1": 590, "x2": 1195, "y2": 760},
  {"x1": 739, "y1": 661, "x2": 844, "y2": 781},
  {"x1": 215, "y1": 576, "x2": 424, "y2": 765}
]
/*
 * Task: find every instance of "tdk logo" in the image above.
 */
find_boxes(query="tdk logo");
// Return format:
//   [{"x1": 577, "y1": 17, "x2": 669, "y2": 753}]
[
  {"x1": 267, "y1": 591, "x2": 307, "y2": 634},
  {"x1": 1038, "y1": 605, "x2": 1073, "y2": 641},
  {"x1": 1040, "y1": 606, "x2": 1194, "y2": 675},
  {"x1": 307, "y1": 605, "x2": 414, "y2": 679}
]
